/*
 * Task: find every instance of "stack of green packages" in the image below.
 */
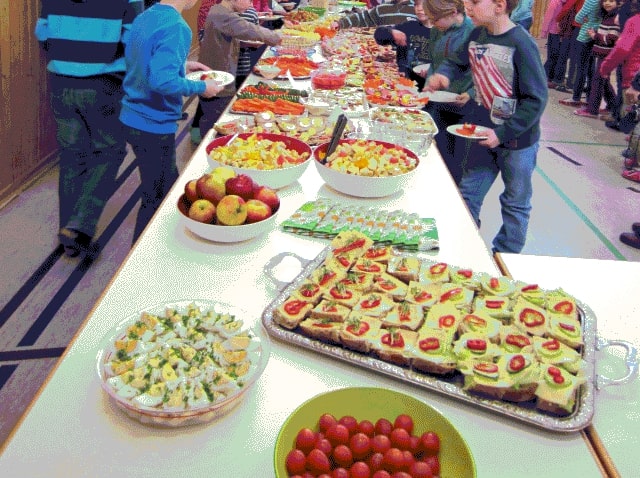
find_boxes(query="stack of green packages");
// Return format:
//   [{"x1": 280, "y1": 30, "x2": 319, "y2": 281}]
[{"x1": 281, "y1": 198, "x2": 439, "y2": 251}]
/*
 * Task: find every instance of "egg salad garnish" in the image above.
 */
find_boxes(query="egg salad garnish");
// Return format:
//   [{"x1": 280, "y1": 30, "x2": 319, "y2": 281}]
[
  {"x1": 103, "y1": 303, "x2": 259, "y2": 412},
  {"x1": 322, "y1": 139, "x2": 417, "y2": 177}
]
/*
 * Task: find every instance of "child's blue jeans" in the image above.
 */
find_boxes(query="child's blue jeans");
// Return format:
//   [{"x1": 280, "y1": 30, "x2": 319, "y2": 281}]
[{"x1": 459, "y1": 142, "x2": 538, "y2": 253}]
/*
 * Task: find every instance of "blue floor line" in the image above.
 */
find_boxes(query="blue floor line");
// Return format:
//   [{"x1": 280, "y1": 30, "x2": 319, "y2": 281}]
[{"x1": 535, "y1": 166, "x2": 628, "y2": 260}]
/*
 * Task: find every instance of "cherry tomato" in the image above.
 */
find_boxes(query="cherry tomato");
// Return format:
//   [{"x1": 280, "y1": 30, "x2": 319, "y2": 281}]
[
  {"x1": 391, "y1": 472, "x2": 412, "y2": 478},
  {"x1": 318, "y1": 475, "x2": 332, "y2": 478},
  {"x1": 332, "y1": 468, "x2": 350, "y2": 478},
  {"x1": 349, "y1": 461, "x2": 371, "y2": 478},
  {"x1": 319, "y1": 413, "x2": 338, "y2": 433},
  {"x1": 423, "y1": 455, "x2": 440, "y2": 475},
  {"x1": 349, "y1": 432, "x2": 372, "y2": 460},
  {"x1": 326, "y1": 423, "x2": 350, "y2": 447},
  {"x1": 296, "y1": 428, "x2": 317, "y2": 454},
  {"x1": 357, "y1": 419, "x2": 375, "y2": 437},
  {"x1": 367, "y1": 452, "x2": 384, "y2": 472},
  {"x1": 389, "y1": 428, "x2": 411, "y2": 450},
  {"x1": 285, "y1": 448, "x2": 307, "y2": 475},
  {"x1": 408, "y1": 435, "x2": 420, "y2": 454},
  {"x1": 316, "y1": 437, "x2": 333, "y2": 456},
  {"x1": 382, "y1": 448, "x2": 405, "y2": 472},
  {"x1": 401, "y1": 450, "x2": 415, "y2": 470},
  {"x1": 409, "y1": 461, "x2": 433, "y2": 478},
  {"x1": 374, "y1": 418, "x2": 393, "y2": 436},
  {"x1": 307, "y1": 448, "x2": 331, "y2": 474},
  {"x1": 372, "y1": 471, "x2": 391, "y2": 478},
  {"x1": 338, "y1": 415, "x2": 358, "y2": 435},
  {"x1": 371, "y1": 434, "x2": 391, "y2": 454},
  {"x1": 393, "y1": 414, "x2": 414, "y2": 435},
  {"x1": 419, "y1": 432, "x2": 440, "y2": 456},
  {"x1": 332, "y1": 444, "x2": 353, "y2": 468}
]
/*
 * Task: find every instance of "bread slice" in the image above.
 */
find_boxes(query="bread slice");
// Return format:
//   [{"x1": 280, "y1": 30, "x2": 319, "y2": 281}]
[
  {"x1": 404, "y1": 281, "x2": 440, "y2": 308},
  {"x1": 531, "y1": 336, "x2": 583, "y2": 374},
  {"x1": 547, "y1": 315, "x2": 583, "y2": 350},
  {"x1": 372, "y1": 272, "x2": 409, "y2": 301},
  {"x1": 309, "y1": 299, "x2": 351, "y2": 322},
  {"x1": 311, "y1": 263, "x2": 345, "y2": 290},
  {"x1": 458, "y1": 311, "x2": 502, "y2": 343},
  {"x1": 546, "y1": 288, "x2": 579, "y2": 321},
  {"x1": 419, "y1": 261, "x2": 450, "y2": 283},
  {"x1": 458, "y1": 359, "x2": 512, "y2": 400},
  {"x1": 273, "y1": 297, "x2": 314, "y2": 329},
  {"x1": 535, "y1": 364, "x2": 585, "y2": 416},
  {"x1": 496, "y1": 353, "x2": 540, "y2": 402},
  {"x1": 339, "y1": 313, "x2": 383, "y2": 353},
  {"x1": 299, "y1": 317, "x2": 342, "y2": 344},
  {"x1": 498, "y1": 325, "x2": 534, "y2": 353},
  {"x1": 453, "y1": 332, "x2": 502, "y2": 363},
  {"x1": 292, "y1": 279, "x2": 324, "y2": 305},
  {"x1": 422, "y1": 302, "x2": 461, "y2": 341},
  {"x1": 512, "y1": 297, "x2": 549, "y2": 337},
  {"x1": 322, "y1": 282, "x2": 362, "y2": 308},
  {"x1": 514, "y1": 281, "x2": 546, "y2": 308},
  {"x1": 371, "y1": 327, "x2": 418, "y2": 367},
  {"x1": 362, "y1": 244, "x2": 393, "y2": 263},
  {"x1": 473, "y1": 295, "x2": 513, "y2": 323},
  {"x1": 449, "y1": 266, "x2": 481, "y2": 291},
  {"x1": 330, "y1": 230, "x2": 373, "y2": 260},
  {"x1": 352, "y1": 258, "x2": 386, "y2": 275},
  {"x1": 352, "y1": 292, "x2": 395, "y2": 318},
  {"x1": 337, "y1": 270, "x2": 375, "y2": 292},
  {"x1": 410, "y1": 327, "x2": 457, "y2": 375},
  {"x1": 479, "y1": 274, "x2": 516, "y2": 297},
  {"x1": 387, "y1": 256, "x2": 420, "y2": 283},
  {"x1": 324, "y1": 253, "x2": 356, "y2": 273},
  {"x1": 382, "y1": 301, "x2": 424, "y2": 331},
  {"x1": 437, "y1": 283, "x2": 475, "y2": 312}
]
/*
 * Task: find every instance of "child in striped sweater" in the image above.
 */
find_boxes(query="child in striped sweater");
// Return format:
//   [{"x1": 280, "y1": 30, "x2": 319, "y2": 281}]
[{"x1": 574, "y1": 0, "x2": 620, "y2": 118}]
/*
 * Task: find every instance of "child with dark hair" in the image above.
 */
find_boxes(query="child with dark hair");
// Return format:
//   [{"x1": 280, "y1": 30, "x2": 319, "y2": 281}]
[
  {"x1": 574, "y1": 0, "x2": 620, "y2": 118},
  {"x1": 427, "y1": 0, "x2": 548, "y2": 253}
]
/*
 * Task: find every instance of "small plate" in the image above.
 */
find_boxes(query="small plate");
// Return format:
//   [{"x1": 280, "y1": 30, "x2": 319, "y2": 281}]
[
  {"x1": 258, "y1": 14, "x2": 283, "y2": 21},
  {"x1": 412, "y1": 63, "x2": 431, "y2": 75},
  {"x1": 447, "y1": 124, "x2": 491, "y2": 140},
  {"x1": 274, "y1": 387, "x2": 476, "y2": 477},
  {"x1": 186, "y1": 70, "x2": 235, "y2": 87},
  {"x1": 425, "y1": 90, "x2": 459, "y2": 103}
]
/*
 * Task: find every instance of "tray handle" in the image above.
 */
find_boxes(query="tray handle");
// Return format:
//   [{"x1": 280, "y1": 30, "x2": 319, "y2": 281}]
[
  {"x1": 595, "y1": 336, "x2": 639, "y2": 390},
  {"x1": 263, "y1": 251, "x2": 311, "y2": 291}
]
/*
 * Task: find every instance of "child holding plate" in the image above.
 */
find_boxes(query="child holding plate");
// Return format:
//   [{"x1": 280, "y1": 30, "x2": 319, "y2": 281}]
[
  {"x1": 427, "y1": 0, "x2": 547, "y2": 254},
  {"x1": 120, "y1": 0, "x2": 223, "y2": 242}
]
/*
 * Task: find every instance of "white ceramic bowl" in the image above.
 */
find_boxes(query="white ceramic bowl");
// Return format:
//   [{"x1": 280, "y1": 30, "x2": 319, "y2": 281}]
[
  {"x1": 256, "y1": 64, "x2": 282, "y2": 79},
  {"x1": 178, "y1": 194, "x2": 279, "y2": 243},
  {"x1": 206, "y1": 133, "x2": 312, "y2": 189},
  {"x1": 313, "y1": 139, "x2": 419, "y2": 198},
  {"x1": 97, "y1": 300, "x2": 270, "y2": 427}
]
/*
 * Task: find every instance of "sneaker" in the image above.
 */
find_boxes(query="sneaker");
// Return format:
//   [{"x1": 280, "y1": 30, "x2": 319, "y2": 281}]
[
  {"x1": 605, "y1": 120, "x2": 621, "y2": 131},
  {"x1": 574, "y1": 108, "x2": 597, "y2": 118},
  {"x1": 58, "y1": 228, "x2": 99, "y2": 259},
  {"x1": 559, "y1": 98, "x2": 583, "y2": 106},
  {"x1": 190, "y1": 127, "x2": 202, "y2": 144},
  {"x1": 620, "y1": 231, "x2": 640, "y2": 249},
  {"x1": 622, "y1": 169, "x2": 640, "y2": 183},
  {"x1": 547, "y1": 81, "x2": 558, "y2": 89},
  {"x1": 632, "y1": 222, "x2": 640, "y2": 234},
  {"x1": 599, "y1": 113, "x2": 615, "y2": 122},
  {"x1": 555, "y1": 84, "x2": 571, "y2": 93}
]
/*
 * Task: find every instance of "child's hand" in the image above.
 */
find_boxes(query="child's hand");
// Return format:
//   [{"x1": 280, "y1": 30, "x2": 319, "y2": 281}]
[
  {"x1": 425, "y1": 73, "x2": 450, "y2": 92},
  {"x1": 479, "y1": 129, "x2": 500, "y2": 149},
  {"x1": 202, "y1": 80, "x2": 223, "y2": 98},
  {"x1": 391, "y1": 29, "x2": 407, "y2": 46},
  {"x1": 453, "y1": 92, "x2": 470, "y2": 107},
  {"x1": 587, "y1": 28, "x2": 595, "y2": 39},
  {"x1": 186, "y1": 61, "x2": 210, "y2": 74}
]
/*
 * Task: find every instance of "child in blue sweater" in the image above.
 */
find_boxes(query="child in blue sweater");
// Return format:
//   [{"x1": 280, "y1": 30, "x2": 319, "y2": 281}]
[
  {"x1": 427, "y1": 0, "x2": 548, "y2": 253},
  {"x1": 120, "y1": 0, "x2": 222, "y2": 242}
]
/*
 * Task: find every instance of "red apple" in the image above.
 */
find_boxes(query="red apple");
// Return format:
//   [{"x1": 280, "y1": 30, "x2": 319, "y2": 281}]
[
  {"x1": 225, "y1": 174, "x2": 255, "y2": 201},
  {"x1": 184, "y1": 178, "x2": 200, "y2": 203},
  {"x1": 253, "y1": 185, "x2": 280, "y2": 212},
  {"x1": 196, "y1": 173, "x2": 226, "y2": 204},
  {"x1": 188, "y1": 198, "x2": 216, "y2": 224},
  {"x1": 245, "y1": 199, "x2": 272, "y2": 223},
  {"x1": 216, "y1": 194, "x2": 248, "y2": 225}
]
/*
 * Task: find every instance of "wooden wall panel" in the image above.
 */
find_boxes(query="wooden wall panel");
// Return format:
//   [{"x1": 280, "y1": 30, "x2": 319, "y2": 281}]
[{"x1": 531, "y1": 0, "x2": 549, "y2": 38}]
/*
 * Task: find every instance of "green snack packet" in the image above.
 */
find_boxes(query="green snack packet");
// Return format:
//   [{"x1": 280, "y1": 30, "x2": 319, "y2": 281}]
[
  {"x1": 281, "y1": 199, "x2": 333, "y2": 233},
  {"x1": 379, "y1": 210, "x2": 404, "y2": 244}
]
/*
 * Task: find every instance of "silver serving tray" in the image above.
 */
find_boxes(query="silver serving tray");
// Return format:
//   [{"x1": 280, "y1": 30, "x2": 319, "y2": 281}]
[{"x1": 261, "y1": 249, "x2": 637, "y2": 433}]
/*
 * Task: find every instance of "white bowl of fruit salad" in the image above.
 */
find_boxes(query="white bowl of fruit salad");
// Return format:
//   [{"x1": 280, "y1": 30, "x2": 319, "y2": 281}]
[
  {"x1": 96, "y1": 300, "x2": 270, "y2": 427},
  {"x1": 313, "y1": 139, "x2": 420, "y2": 198}
]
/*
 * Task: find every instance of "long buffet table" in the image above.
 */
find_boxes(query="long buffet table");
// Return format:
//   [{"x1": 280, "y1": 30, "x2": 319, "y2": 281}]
[{"x1": 0, "y1": 35, "x2": 628, "y2": 477}]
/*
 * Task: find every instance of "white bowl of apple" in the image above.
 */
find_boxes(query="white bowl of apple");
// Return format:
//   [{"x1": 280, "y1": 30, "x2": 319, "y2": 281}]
[{"x1": 178, "y1": 167, "x2": 280, "y2": 243}]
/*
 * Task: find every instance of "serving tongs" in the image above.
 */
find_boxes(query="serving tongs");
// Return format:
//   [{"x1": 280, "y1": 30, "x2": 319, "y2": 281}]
[{"x1": 323, "y1": 114, "x2": 348, "y2": 162}]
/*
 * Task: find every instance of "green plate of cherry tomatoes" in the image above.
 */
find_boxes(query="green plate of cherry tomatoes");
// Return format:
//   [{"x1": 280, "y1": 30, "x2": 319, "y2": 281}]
[{"x1": 274, "y1": 387, "x2": 476, "y2": 477}]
